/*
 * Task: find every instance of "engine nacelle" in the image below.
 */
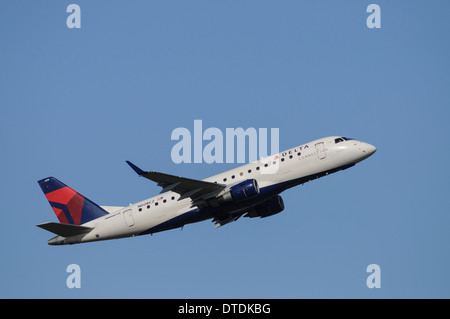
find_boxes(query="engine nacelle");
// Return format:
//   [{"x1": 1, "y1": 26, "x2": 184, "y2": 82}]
[
  {"x1": 220, "y1": 179, "x2": 260, "y2": 202},
  {"x1": 246, "y1": 195, "x2": 285, "y2": 218}
]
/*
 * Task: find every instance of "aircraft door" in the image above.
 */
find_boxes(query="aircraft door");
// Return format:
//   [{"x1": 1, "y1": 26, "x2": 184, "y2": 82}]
[
  {"x1": 123, "y1": 209, "x2": 135, "y2": 227},
  {"x1": 315, "y1": 142, "x2": 327, "y2": 160}
]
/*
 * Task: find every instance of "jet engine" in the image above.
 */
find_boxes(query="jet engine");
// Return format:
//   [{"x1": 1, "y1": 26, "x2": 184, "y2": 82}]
[
  {"x1": 219, "y1": 179, "x2": 260, "y2": 202},
  {"x1": 245, "y1": 195, "x2": 285, "y2": 218}
]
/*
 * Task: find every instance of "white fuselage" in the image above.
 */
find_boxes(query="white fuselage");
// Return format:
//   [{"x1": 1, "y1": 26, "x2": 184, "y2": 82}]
[{"x1": 48, "y1": 136, "x2": 376, "y2": 245}]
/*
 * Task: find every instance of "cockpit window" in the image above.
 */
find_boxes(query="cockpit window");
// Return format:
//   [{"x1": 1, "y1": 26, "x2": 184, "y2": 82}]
[{"x1": 335, "y1": 137, "x2": 355, "y2": 144}]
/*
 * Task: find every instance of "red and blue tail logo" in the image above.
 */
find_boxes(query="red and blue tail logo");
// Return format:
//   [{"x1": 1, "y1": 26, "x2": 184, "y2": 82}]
[{"x1": 38, "y1": 177, "x2": 108, "y2": 225}]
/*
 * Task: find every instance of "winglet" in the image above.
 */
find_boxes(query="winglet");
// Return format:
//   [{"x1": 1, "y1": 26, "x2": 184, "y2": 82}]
[{"x1": 126, "y1": 161, "x2": 146, "y2": 175}]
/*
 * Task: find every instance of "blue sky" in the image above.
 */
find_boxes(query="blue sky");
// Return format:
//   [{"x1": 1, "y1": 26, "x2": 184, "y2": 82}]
[{"x1": 1, "y1": 1, "x2": 449, "y2": 298}]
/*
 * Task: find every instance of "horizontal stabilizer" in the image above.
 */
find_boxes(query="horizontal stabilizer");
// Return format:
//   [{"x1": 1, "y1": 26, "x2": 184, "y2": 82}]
[{"x1": 37, "y1": 222, "x2": 93, "y2": 237}]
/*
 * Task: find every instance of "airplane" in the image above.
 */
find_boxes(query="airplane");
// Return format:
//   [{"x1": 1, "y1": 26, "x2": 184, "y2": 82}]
[{"x1": 37, "y1": 136, "x2": 376, "y2": 245}]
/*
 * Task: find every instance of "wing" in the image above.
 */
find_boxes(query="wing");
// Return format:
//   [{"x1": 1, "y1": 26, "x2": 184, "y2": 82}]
[{"x1": 126, "y1": 161, "x2": 226, "y2": 201}]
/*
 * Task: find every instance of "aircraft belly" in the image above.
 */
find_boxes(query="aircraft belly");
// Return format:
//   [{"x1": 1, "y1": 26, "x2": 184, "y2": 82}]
[{"x1": 139, "y1": 207, "x2": 204, "y2": 235}]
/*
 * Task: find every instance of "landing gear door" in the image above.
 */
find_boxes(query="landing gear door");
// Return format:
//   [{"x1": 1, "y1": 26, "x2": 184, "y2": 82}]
[{"x1": 315, "y1": 142, "x2": 327, "y2": 160}]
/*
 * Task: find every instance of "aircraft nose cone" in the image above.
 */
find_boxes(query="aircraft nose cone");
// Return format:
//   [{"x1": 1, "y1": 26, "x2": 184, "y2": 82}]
[
  {"x1": 367, "y1": 143, "x2": 376, "y2": 155},
  {"x1": 361, "y1": 142, "x2": 376, "y2": 157}
]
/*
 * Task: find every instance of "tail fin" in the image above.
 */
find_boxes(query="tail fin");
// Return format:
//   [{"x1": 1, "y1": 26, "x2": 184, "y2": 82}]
[{"x1": 38, "y1": 177, "x2": 108, "y2": 225}]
